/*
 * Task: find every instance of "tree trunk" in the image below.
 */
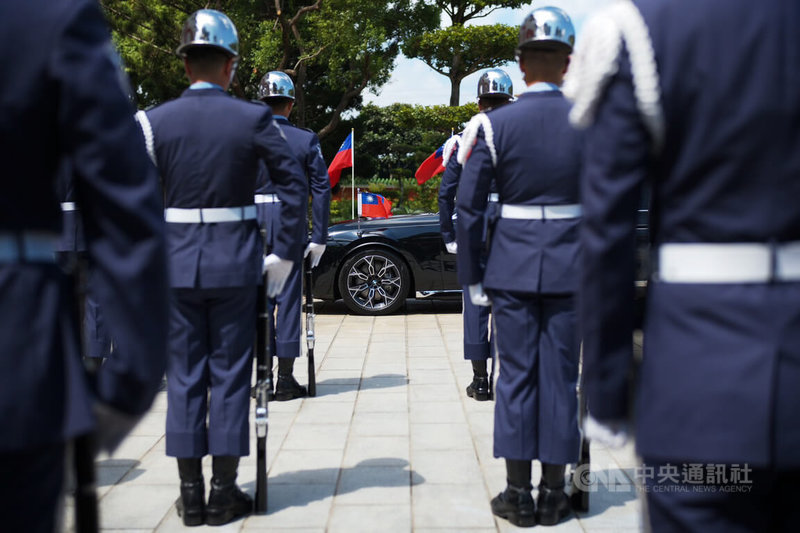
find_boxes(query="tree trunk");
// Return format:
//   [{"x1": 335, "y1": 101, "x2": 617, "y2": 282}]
[
  {"x1": 449, "y1": 51, "x2": 463, "y2": 106},
  {"x1": 449, "y1": 78, "x2": 460, "y2": 107}
]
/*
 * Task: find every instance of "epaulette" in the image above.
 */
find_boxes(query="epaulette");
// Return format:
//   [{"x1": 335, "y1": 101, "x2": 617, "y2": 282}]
[
  {"x1": 457, "y1": 113, "x2": 497, "y2": 167},
  {"x1": 563, "y1": 0, "x2": 664, "y2": 151}
]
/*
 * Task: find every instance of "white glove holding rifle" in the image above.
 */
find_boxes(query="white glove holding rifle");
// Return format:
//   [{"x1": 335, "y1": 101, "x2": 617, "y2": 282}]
[
  {"x1": 262, "y1": 253, "x2": 293, "y2": 297},
  {"x1": 468, "y1": 282, "x2": 491, "y2": 306},
  {"x1": 304, "y1": 242, "x2": 326, "y2": 268}
]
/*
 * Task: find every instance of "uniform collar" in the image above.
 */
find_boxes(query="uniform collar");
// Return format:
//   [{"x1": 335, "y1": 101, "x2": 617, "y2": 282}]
[
  {"x1": 189, "y1": 81, "x2": 224, "y2": 91},
  {"x1": 521, "y1": 82, "x2": 561, "y2": 94},
  {"x1": 273, "y1": 115, "x2": 290, "y2": 123}
]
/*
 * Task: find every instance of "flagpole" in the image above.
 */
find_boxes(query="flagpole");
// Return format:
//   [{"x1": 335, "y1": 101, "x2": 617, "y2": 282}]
[{"x1": 350, "y1": 128, "x2": 355, "y2": 220}]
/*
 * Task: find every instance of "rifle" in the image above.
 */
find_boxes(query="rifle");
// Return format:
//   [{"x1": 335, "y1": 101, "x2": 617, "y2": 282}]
[
  {"x1": 73, "y1": 433, "x2": 99, "y2": 533},
  {"x1": 570, "y1": 351, "x2": 590, "y2": 513},
  {"x1": 254, "y1": 231, "x2": 271, "y2": 514},
  {"x1": 304, "y1": 253, "x2": 316, "y2": 397},
  {"x1": 69, "y1": 251, "x2": 99, "y2": 533},
  {"x1": 484, "y1": 198, "x2": 499, "y2": 401}
]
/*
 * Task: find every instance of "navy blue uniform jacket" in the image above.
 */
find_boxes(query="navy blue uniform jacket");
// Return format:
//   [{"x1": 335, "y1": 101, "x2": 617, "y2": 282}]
[
  {"x1": 0, "y1": 0, "x2": 169, "y2": 450},
  {"x1": 579, "y1": 0, "x2": 800, "y2": 467},
  {"x1": 457, "y1": 92, "x2": 583, "y2": 294},
  {"x1": 147, "y1": 91, "x2": 307, "y2": 288},
  {"x1": 438, "y1": 136, "x2": 461, "y2": 245},
  {"x1": 257, "y1": 115, "x2": 330, "y2": 248}
]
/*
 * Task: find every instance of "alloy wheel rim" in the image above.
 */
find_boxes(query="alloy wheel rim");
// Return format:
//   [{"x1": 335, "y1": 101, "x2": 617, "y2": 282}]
[{"x1": 346, "y1": 254, "x2": 402, "y2": 310}]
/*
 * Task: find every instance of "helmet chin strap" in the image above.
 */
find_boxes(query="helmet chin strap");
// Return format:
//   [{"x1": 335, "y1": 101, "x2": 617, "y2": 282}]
[{"x1": 228, "y1": 60, "x2": 239, "y2": 86}]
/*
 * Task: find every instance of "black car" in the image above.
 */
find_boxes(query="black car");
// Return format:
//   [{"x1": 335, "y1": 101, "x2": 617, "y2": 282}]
[
  {"x1": 312, "y1": 211, "x2": 650, "y2": 315},
  {"x1": 311, "y1": 214, "x2": 459, "y2": 315}
]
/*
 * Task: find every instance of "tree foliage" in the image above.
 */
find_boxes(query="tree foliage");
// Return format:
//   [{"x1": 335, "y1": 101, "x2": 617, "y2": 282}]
[
  {"x1": 403, "y1": 24, "x2": 517, "y2": 106},
  {"x1": 347, "y1": 102, "x2": 478, "y2": 187},
  {"x1": 99, "y1": 0, "x2": 438, "y2": 141},
  {"x1": 402, "y1": 0, "x2": 526, "y2": 106}
]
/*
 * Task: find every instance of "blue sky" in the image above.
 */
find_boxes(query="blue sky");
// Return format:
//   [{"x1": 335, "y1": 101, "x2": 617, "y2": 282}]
[{"x1": 363, "y1": 0, "x2": 615, "y2": 107}]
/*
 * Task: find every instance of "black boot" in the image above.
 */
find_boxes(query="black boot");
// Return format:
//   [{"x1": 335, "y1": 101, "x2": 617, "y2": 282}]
[
  {"x1": 175, "y1": 458, "x2": 205, "y2": 527},
  {"x1": 491, "y1": 459, "x2": 535, "y2": 527},
  {"x1": 206, "y1": 456, "x2": 253, "y2": 526},
  {"x1": 274, "y1": 357, "x2": 307, "y2": 401},
  {"x1": 466, "y1": 360, "x2": 490, "y2": 401},
  {"x1": 536, "y1": 463, "x2": 571, "y2": 526}
]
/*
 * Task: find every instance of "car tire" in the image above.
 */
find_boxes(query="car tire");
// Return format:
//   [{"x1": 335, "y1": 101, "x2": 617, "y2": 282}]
[{"x1": 338, "y1": 248, "x2": 410, "y2": 315}]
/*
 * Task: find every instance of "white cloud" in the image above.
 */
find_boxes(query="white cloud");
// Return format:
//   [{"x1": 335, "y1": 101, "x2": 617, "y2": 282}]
[{"x1": 364, "y1": 0, "x2": 616, "y2": 107}]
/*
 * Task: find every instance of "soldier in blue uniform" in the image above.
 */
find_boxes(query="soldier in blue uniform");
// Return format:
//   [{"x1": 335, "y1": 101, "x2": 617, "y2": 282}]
[
  {"x1": 138, "y1": 10, "x2": 307, "y2": 526},
  {"x1": 456, "y1": 7, "x2": 582, "y2": 527},
  {"x1": 566, "y1": 1, "x2": 800, "y2": 531},
  {"x1": 256, "y1": 71, "x2": 331, "y2": 401},
  {"x1": 438, "y1": 69, "x2": 513, "y2": 402},
  {"x1": 0, "y1": 0, "x2": 169, "y2": 531},
  {"x1": 56, "y1": 161, "x2": 113, "y2": 368}
]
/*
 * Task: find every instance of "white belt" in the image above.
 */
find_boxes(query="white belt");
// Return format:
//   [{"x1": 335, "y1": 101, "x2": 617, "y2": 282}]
[
  {"x1": 488, "y1": 193, "x2": 499, "y2": 203},
  {"x1": 60, "y1": 202, "x2": 77, "y2": 212},
  {"x1": 659, "y1": 242, "x2": 800, "y2": 283},
  {"x1": 0, "y1": 231, "x2": 59, "y2": 263},
  {"x1": 254, "y1": 194, "x2": 280, "y2": 204},
  {"x1": 500, "y1": 203, "x2": 582, "y2": 220},
  {"x1": 165, "y1": 205, "x2": 257, "y2": 224}
]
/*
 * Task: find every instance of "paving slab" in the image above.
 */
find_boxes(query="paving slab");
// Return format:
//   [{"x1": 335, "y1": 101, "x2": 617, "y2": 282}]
[{"x1": 63, "y1": 299, "x2": 641, "y2": 532}]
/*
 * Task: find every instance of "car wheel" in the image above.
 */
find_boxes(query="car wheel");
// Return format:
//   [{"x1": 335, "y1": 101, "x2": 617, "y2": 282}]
[{"x1": 338, "y1": 248, "x2": 410, "y2": 315}]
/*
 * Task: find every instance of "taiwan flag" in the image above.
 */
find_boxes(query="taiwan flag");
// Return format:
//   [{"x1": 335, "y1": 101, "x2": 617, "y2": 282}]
[
  {"x1": 358, "y1": 192, "x2": 392, "y2": 218},
  {"x1": 414, "y1": 143, "x2": 446, "y2": 185},
  {"x1": 328, "y1": 132, "x2": 353, "y2": 187}
]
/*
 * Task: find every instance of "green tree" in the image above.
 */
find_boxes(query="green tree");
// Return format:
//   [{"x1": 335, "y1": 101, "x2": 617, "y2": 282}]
[
  {"x1": 346, "y1": 102, "x2": 477, "y2": 208},
  {"x1": 402, "y1": 0, "x2": 525, "y2": 106},
  {"x1": 248, "y1": 0, "x2": 439, "y2": 137},
  {"x1": 100, "y1": 0, "x2": 438, "y2": 141}
]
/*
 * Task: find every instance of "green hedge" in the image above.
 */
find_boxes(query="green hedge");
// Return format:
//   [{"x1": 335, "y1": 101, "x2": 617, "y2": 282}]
[{"x1": 329, "y1": 176, "x2": 443, "y2": 224}]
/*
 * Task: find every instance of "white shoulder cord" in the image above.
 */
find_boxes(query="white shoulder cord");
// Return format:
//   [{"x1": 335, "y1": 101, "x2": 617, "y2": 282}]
[
  {"x1": 456, "y1": 113, "x2": 498, "y2": 167},
  {"x1": 134, "y1": 110, "x2": 157, "y2": 166},
  {"x1": 563, "y1": 0, "x2": 664, "y2": 152},
  {"x1": 442, "y1": 134, "x2": 460, "y2": 167}
]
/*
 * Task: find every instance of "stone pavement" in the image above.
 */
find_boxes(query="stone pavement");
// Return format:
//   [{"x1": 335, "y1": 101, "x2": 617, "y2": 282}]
[{"x1": 65, "y1": 299, "x2": 643, "y2": 532}]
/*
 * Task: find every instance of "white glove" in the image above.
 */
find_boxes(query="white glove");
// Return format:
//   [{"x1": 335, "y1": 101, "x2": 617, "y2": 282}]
[
  {"x1": 583, "y1": 413, "x2": 629, "y2": 449},
  {"x1": 445, "y1": 241, "x2": 458, "y2": 254},
  {"x1": 468, "y1": 283, "x2": 490, "y2": 306},
  {"x1": 262, "y1": 253, "x2": 294, "y2": 297},
  {"x1": 304, "y1": 242, "x2": 326, "y2": 268}
]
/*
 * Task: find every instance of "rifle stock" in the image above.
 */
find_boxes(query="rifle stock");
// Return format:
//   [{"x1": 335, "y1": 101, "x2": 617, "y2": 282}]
[
  {"x1": 73, "y1": 433, "x2": 98, "y2": 533},
  {"x1": 304, "y1": 255, "x2": 316, "y2": 397},
  {"x1": 70, "y1": 253, "x2": 99, "y2": 533},
  {"x1": 570, "y1": 352, "x2": 590, "y2": 513}
]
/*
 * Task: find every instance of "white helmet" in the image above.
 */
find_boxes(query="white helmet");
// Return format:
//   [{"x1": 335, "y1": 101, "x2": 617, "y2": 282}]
[
  {"x1": 176, "y1": 9, "x2": 239, "y2": 57},
  {"x1": 517, "y1": 7, "x2": 575, "y2": 54},
  {"x1": 477, "y1": 69, "x2": 513, "y2": 100},
  {"x1": 258, "y1": 71, "x2": 295, "y2": 101}
]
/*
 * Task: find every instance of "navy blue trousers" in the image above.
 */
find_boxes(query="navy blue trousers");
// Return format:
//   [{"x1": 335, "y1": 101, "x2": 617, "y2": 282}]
[
  {"x1": 0, "y1": 442, "x2": 64, "y2": 533},
  {"x1": 268, "y1": 257, "x2": 302, "y2": 359},
  {"x1": 488, "y1": 290, "x2": 580, "y2": 463},
  {"x1": 462, "y1": 286, "x2": 492, "y2": 360},
  {"x1": 643, "y1": 460, "x2": 800, "y2": 532},
  {"x1": 258, "y1": 202, "x2": 303, "y2": 359},
  {"x1": 166, "y1": 287, "x2": 255, "y2": 457}
]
